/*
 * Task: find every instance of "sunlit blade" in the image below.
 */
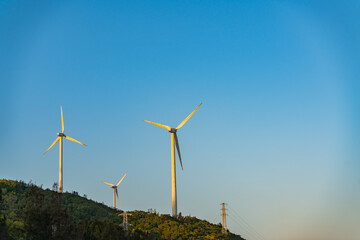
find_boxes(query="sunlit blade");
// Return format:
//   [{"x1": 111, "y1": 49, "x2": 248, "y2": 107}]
[
  {"x1": 65, "y1": 135, "x2": 87, "y2": 146},
  {"x1": 102, "y1": 181, "x2": 114, "y2": 187},
  {"x1": 116, "y1": 189, "x2": 121, "y2": 209},
  {"x1": 61, "y1": 105, "x2": 64, "y2": 133},
  {"x1": 43, "y1": 137, "x2": 60, "y2": 155},
  {"x1": 116, "y1": 171, "x2": 128, "y2": 186},
  {"x1": 174, "y1": 133, "x2": 183, "y2": 170},
  {"x1": 143, "y1": 120, "x2": 171, "y2": 131},
  {"x1": 176, "y1": 103, "x2": 202, "y2": 130}
]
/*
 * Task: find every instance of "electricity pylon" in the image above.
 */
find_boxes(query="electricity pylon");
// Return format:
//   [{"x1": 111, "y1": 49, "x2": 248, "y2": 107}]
[
  {"x1": 118, "y1": 211, "x2": 132, "y2": 231},
  {"x1": 220, "y1": 203, "x2": 228, "y2": 234}
]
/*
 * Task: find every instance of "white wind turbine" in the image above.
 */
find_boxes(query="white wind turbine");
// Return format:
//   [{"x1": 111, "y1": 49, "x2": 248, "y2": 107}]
[
  {"x1": 43, "y1": 106, "x2": 87, "y2": 193},
  {"x1": 144, "y1": 103, "x2": 202, "y2": 217},
  {"x1": 102, "y1": 171, "x2": 128, "y2": 209}
]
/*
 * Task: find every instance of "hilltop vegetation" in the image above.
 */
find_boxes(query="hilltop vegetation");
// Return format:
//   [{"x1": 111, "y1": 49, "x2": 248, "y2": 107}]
[{"x1": 0, "y1": 179, "x2": 245, "y2": 240}]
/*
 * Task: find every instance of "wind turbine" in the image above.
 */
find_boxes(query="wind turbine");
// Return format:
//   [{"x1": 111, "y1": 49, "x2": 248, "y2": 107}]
[
  {"x1": 102, "y1": 171, "x2": 128, "y2": 209},
  {"x1": 43, "y1": 106, "x2": 87, "y2": 193},
  {"x1": 144, "y1": 103, "x2": 202, "y2": 217}
]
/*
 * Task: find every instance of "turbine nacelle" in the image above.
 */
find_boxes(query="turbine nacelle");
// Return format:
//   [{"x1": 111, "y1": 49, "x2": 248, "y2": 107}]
[
  {"x1": 57, "y1": 133, "x2": 66, "y2": 137},
  {"x1": 169, "y1": 128, "x2": 177, "y2": 133},
  {"x1": 111, "y1": 185, "x2": 117, "y2": 189}
]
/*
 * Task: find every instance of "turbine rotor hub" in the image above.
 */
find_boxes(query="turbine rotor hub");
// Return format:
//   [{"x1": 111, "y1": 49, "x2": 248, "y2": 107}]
[
  {"x1": 169, "y1": 128, "x2": 177, "y2": 133},
  {"x1": 57, "y1": 133, "x2": 66, "y2": 137}
]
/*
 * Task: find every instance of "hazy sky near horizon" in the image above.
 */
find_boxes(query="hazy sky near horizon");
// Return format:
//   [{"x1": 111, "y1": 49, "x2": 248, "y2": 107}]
[{"x1": 1, "y1": 1, "x2": 359, "y2": 240}]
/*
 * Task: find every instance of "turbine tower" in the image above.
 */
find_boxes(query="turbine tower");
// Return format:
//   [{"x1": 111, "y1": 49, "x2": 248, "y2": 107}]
[
  {"x1": 102, "y1": 171, "x2": 128, "y2": 209},
  {"x1": 144, "y1": 103, "x2": 202, "y2": 217},
  {"x1": 43, "y1": 106, "x2": 87, "y2": 193}
]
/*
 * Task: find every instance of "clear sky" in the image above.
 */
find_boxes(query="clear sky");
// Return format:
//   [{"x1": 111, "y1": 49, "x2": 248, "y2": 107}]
[{"x1": 1, "y1": 1, "x2": 359, "y2": 240}]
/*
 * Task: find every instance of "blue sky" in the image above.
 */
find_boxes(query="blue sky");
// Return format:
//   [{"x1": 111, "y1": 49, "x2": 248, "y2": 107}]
[{"x1": 1, "y1": 1, "x2": 359, "y2": 239}]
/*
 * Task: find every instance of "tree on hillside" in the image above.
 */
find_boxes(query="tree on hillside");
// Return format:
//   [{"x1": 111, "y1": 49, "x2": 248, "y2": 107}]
[
  {"x1": 72, "y1": 219, "x2": 129, "y2": 240},
  {"x1": 21, "y1": 185, "x2": 74, "y2": 240},
  {"x1": 49, "y1": 191, "x2": 74, "y2": 240},
  {"x1": 0, "y1": 189, "x2": 9, "y2": 240}
]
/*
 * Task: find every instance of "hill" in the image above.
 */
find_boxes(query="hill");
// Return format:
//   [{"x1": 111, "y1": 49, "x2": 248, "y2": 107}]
[{"x1": 0, "y1": 179, "x2": 245, "y2": 240}]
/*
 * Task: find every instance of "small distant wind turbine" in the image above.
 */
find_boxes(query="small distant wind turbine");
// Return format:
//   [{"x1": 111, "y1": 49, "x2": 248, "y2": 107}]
[
  {"x1": 102, "y1": 171, "x2": 128, "y2": 209},
  {"x1": 43, "y1": 106, "x2": 87, "y2": 193},
  {"x1": 144, "y1": 103, "x2": 202, "y2": 217}
]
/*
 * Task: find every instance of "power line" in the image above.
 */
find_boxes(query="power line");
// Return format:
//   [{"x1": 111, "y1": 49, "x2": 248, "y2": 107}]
[
  {"x1": 230, "y1": 213, "x2": 266, "y2": 240},
  {"x1": 228, "y1": 205, "x2": 268, "y2": 240},
  {"x1": 208, "y1": 213, "x2": 220, "y2": 225},
  {"x1": 228, "y1": 214, "x2": 262, "y2": 240},
  {"x1": 226, "y1": 212, "x2": 262, "y2": 240},
  {"x1": 229, "y1": 205, "x2": 267, "y2": 240}
]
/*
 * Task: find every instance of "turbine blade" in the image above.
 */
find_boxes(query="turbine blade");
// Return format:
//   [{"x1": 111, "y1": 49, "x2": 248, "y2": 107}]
[
  {"x1": 176, "y1": 103, "x2": 202, "y2": 130},
  {"x1": 43, "y1": 137, "x2": 60, "y2": 155},
  {"x1": 116, "y1": 189, "x2": 121, "y2": 209},
  {"x1": 65, "y1": 136, "x2": 87, "y2": 146},
  {"x1": 61, "y1": 105, "x2": 64, "y2": 133},
  {"x1": 116, "y1": 171, "x2": 128, "y2": 186},
  {"x1": 102, "y1": 181, "x2": 114, "y2": 187},
  {"x1": 174, "y1": 133, "x2": 183, "y2": 170},
  {"x1": 143, "y1": 120, "x2": 171, "y2": 131}
]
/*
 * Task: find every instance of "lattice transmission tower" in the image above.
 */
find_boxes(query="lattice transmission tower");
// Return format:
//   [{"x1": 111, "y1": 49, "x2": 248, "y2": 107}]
[
  {"x1": 118, "y1": 211, "x2": 132, "y2": 231},
  {"x1": 220, "y1": 203, "x2": 228, "y2": 234}
]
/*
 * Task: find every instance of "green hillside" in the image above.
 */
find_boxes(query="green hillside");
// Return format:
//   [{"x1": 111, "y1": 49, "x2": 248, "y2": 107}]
[{"x1": 0, "y1": 179, "x2": 245, "y2": 240}]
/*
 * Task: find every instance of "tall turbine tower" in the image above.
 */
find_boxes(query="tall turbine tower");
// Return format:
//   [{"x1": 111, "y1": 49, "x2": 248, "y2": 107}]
[
  {"x1": 144, "y1": 103, "x2": 202, "y2": 217},
  {"x1": 102, "y1": 171, "x2": 128, "y2": 209},
  {"x1": 43, "y1": 106, "x2": 87, "y2": 193}
]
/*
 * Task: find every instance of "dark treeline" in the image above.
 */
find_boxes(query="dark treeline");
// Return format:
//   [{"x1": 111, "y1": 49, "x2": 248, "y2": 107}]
[
  {"x1": 0, "y1": 179, "x2": 244, "y2": 240},
  {"x1": 0, "y1": 181, "x2": 148, "y2": 240}
]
